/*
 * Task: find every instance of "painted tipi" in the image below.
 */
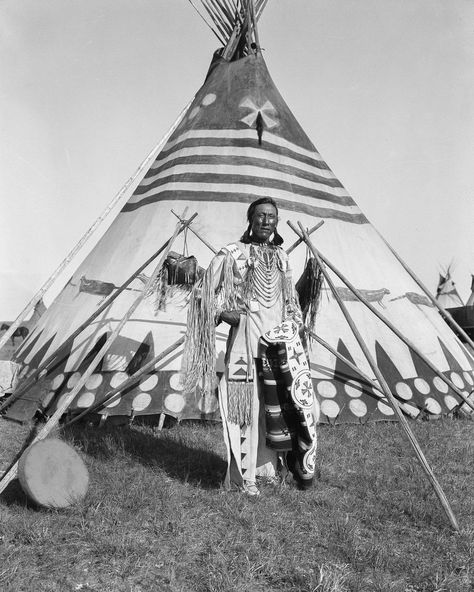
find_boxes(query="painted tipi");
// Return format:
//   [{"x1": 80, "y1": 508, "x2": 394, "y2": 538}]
[{"x1": 6, "y1": 0, "x2": 474, "y2": 426}]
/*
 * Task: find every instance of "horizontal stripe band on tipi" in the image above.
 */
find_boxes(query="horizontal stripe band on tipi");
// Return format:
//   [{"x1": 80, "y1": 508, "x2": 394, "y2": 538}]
[
  {"x1": 157, "y1": 129, "x2": 325, "y2": 163},
  {"x1": 122, "y1": 190, "x2": 368, "y2": 224}
]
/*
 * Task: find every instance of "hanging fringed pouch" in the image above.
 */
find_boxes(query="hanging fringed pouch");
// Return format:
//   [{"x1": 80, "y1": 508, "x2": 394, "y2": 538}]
[
  {"x1": 295, "y1": 257, "x2": 324, "y2": 331},
  {"x1": 147, "y1": 251, "x2": 201, "y2": 313},
  {"x1": 165, "y1": 252, "x2": 199, "y2": 286}
]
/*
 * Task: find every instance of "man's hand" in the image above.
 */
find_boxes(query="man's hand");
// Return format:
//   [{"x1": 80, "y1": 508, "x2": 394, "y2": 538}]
[{"x1": 220, "y1": 311, "x2": 244, "y2": 327}]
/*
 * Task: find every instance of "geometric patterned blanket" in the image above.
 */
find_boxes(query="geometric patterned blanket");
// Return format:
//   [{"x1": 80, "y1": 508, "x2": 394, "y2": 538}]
[{"x1": 258, "y1": 320, "x2": 319, "y2": 489}]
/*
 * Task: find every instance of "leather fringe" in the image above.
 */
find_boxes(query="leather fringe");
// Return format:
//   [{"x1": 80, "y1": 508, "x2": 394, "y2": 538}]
[{"x1": 227, "y1": 381, "x2": 254, "y2": 426}]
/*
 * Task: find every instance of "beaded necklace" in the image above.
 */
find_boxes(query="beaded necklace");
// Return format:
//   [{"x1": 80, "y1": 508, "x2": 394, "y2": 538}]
[{"x1": 247, "y1": 243, "x2": 284, "y2": 307}]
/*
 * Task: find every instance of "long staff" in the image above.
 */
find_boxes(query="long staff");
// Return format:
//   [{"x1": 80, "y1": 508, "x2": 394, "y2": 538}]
[
  {"x1": 288, "y1": 223, "x2": 474, "y2": 414},
  {"x1": 0, "y1": 214, "x2": 197, "y2": 495},
  {"x1": 0, "y1": 101, "x2": 192, "y2": 355},
  {"x1": 0, "y1": 215, "x2": 193, "y2": 414},
  {"x1": 290, "y1": 221, "x2": 459, "y2": 531}
]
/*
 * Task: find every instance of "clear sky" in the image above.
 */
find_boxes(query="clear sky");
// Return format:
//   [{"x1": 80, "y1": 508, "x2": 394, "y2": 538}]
[{"x1": 1, "y1": 0, "x2": 473, "y2": 319}]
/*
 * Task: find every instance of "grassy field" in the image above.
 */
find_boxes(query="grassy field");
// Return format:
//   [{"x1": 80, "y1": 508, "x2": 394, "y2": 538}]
[{"x1": 0, "y1": 417, "x2": 472, "y2": 592}]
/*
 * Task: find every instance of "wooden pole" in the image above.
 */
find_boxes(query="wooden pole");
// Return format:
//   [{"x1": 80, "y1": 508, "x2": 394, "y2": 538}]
[
  {"x1": 380, "y1": 234, "x2": 474, "y2": 356},
  {"x1": 188, "y1": 0, "x2": 226, "y2": 44},
  {"x1": 0, "y1": 215, "x2": 197, "y2": 495},
  {"x1": 291, "y1": 221, "x2": 459, "y2": 531},
  {"x1": 65, "y1": 336, "x2": 185, "y2": 426},
  {"x1": 171, "y1": 209, "x2": 218, "y2": 255},
  {"x1": 0, "y1": 101, "x2": 192, "y2": 354},
  {"x1": 256, "y1": 0, "x2": 269, "y2": 20},
  {"x1": 200, "y1": 0, "x2": 230, "y2": 40},
  {"x1": 288, "y1": 222, "x2": 474, "y2": 414},
  {"x1": 286, "y1": 221, "x2": 324, "y2": 255},
  {"x1": 0, "y1": 215, "x2": 193, "y2": 414},
  {"x1": 248, "y1": 0, "x2": 260, "y2": 50}
]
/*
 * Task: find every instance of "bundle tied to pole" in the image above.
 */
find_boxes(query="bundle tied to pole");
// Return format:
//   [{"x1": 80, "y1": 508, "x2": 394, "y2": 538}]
[
  {"x1": 295, "y1": 257, "x2": 324, "y2": 331},
  {"x1": 147, "y1": 252, "x2": 201, "y2": 313}
]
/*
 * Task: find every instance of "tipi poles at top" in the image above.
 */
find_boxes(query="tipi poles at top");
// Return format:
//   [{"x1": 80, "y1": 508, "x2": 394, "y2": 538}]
[
  {"x1": 290, "y1": 221, "x2": 459, "y2": 532},
  {"x1": 0, "y1": 213, "x2": 194, "y2": 414},
  {"x1": 296, "y1": 231, "x2": 474, "y2": 413},
  {"x1": 248, "y1": 0, "x2": 260, "y2": 50},
  {"x1": 255, "y1": 0, "x2": 269, "y2": 20},
  {"x1": 379, "y1": 234, "x2": 474, "y2": 356},
  {"x1": 0, "y1": 99, "x2": 193, "y2": 355},
  {"x1": 187, "y1": 0, "x2": 226, "y2": 44},
  {"x1": 0, "y1": 214, "x2": 197, "y2": 495}
]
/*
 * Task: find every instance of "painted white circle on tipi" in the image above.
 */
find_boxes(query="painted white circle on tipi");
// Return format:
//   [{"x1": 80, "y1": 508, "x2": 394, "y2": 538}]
[
  {"x1": 76, "y1": 392, "x2": 96, "y2": 408},
  {"x1": 105, "y1": 394, "x2": 121, "y2": 408},
  {"x1": 344, "y1": 380, "x2": 363, "y2": 398},
  {"x1": 377, "y1": 401, "x2": 394, "y2": 416},
  {"x1": 139, "y1": 375, "x2": 158, "y2": 392},
  {"x1": 41, "y1": 391, "x2": 56, "y2": 408},
  {"x1": 463, "y1": 371, "x2": 474, "y2": 385},
  {"x1": 449, "y1": 372, "x2": 464, "y2": 389},
  {"x1": 67, "y1": 372, "x2": 82, "y2": 389},
  {"x1": 317, "y1": 381, "x2": 337, "y2": 398},
  {"x1": 395, "y1": 382, "x2": 412, "y2": 400},
  {"x1": 56, "y1": 393, "x2": 71, "y2": 409},
  {"x1": 110, "y1": 372, "x2": 128, "y2": 389},
  {"x1": 460, "y1": 392, "x2": 474, "y2": 413},
  {"x1": 169, "y1": 373, "x2": 184, "y2": 391},
  {"x1": 349, "y1": 399, "x2": 367, "y2": 417},
  {"x1": 433, "y1": 376, "x2": 449, "y2": 393},
  {"x1": 444, "y1": 395, "x2": 459, "y2": 410},
  {"x1": 51, "y1": 374, "x2": 65, "y2": 391},
  {"x1": 85, "y1": 374, "x2": 103, "y2": 391},
  {"x1": 414, "y1": 378, "x2": 430, "y2": 395},
  {"x1": 320, "y1": 400, "x2": 340, "y2": 418},
  {"x1": 424, "y1": 397, "x2": 442, "y2": 415},
  {"x1": 202, "y1": 93, "x2": 216, "y2": 106},
  {"x1": 401, "y1": 403, "x2": 420, "y2": 418},
  {"x1": 132, "y1": 393, "x2": 152, "y2": 411},
  {"x1": 164, "y1": 393, "x2": 186, "y2": 413}
]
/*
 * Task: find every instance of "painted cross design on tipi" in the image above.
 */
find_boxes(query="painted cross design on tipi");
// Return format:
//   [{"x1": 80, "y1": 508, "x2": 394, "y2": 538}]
[{"x1": 239, "y1": 97, "x2": 278, "y2": 129}]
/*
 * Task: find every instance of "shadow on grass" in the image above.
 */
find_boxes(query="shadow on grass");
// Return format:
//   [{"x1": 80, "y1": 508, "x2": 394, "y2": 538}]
[
  {"x1": 0, "y1": 478, "x2": 33, "y2": 508},
  {"x1": 64, "y1": 422, "x2": 226, "y2": 490}
]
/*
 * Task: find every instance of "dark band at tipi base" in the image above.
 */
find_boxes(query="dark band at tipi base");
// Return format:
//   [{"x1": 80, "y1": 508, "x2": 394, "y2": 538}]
[{"x1": 0, "y1": 0, "x2": 472, "y2": 531}]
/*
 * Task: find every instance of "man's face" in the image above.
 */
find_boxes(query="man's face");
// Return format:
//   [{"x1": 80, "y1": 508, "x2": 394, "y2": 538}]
[{"x1": 250, "y1": 203, "x2": 278, "y2": 243}]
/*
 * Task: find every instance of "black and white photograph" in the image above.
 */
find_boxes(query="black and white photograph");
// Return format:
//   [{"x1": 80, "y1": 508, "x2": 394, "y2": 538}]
[{"x1": 0, "y1": 1, "x2": 473, "y2": 590}]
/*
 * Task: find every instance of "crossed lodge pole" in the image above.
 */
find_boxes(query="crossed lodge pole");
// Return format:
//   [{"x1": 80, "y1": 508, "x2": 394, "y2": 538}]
[{"x1": 288, "y1": 220, "x2": 459, "y2": 531}]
